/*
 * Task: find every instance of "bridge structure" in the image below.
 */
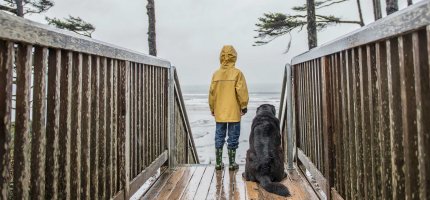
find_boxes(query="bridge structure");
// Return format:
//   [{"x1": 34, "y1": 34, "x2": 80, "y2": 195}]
[{"x1": 0, "y1": 1, "x2": 429, "y2": 199}]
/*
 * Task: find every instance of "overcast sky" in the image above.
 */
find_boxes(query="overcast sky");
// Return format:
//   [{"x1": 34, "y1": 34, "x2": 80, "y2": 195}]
[{"x1": 27, "y1": 0, "x2": 416, "y2": 92}]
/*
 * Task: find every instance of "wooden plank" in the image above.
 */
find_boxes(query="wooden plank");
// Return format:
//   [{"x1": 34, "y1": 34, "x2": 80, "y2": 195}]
[
  {"x1": 194, "y1": 166, "x2": 215, "y2": 199},
  {"x1": 90, "y1": 56, "x2": 100, "y2": 199},
  {"x1": 70, "y1": 52, "x2": 83, "y2": 199},
  {"x1": 233, "y1": 167, "x2": 246, "y2": 200},
  {"x1": 167, "y1": 166, "x2": 197, "y2": 199},
  {"x1": 297, "y1": 149, "x2": 328, "y2": 195},
  {"x1": 13, "y1": 44, "x2": 32, "y2": 199},
  {"x1": 125, "y1": 61, "x2": 131, "y2": 198},
  {"x1": 321, "y1": 56, "x2": 333, "y2": 199},
  {"x1": 376, "y1": 41, "x2": 392, "y2": 200},
  {"x1": 414, "y1": 27, "x2": 430, "y2": 200},
  {"x1": 221, "y1": 166, "x2": 230, "y2": 200},
  {"x1": 81, "y1": 54, "x2": 92, "y2": 199},
  {"x1": 133, "y1": 62, "x2": 137, "y2": 178},
  {"x1": 58, "y1": 50, "x2": 72, "y2": 199},
  {"x1": 352, "y1": 48, "x2": 364, "y2": 199},
  {"x1": 387, "y1": 38, "x2": 405, "y2": 199},
  {"x1": 140, "y1": 64, "x2": 145, "y2": 170},
  {"x1": 360, "y1": 46, "x2": 372, "y2": 199},
  {"x1": 106, "y1": 58, "x2": 114, "y2": 198},
  {"x1": 303, "y1": 62, "x2": 309, "y2": 157},
  {"x1": 399, "y1": 34, "x2": 419, "y2": 200},
  {"x1": 45, "y1": 49, "x2": 61, "y2": 199},
  {"x1": 155, "y1": 67, "x2": 159, "y2": 158},
  {"x1": 0, "y1": 41, "x2": 13, "y2": 199},
  {"x1": 118, "y1": 60, "x2": 131, "y2": 199},
  {"x1": 244, "y1": 179, "x2": 260, "y2": 200},
  {"x1": 345, "y1": 49, "x2": 357, "y2": 200},
  {"x1": 227, "y1": 167, "x2": 245, "y2": 200},
  {"x1": 299, "y1": 64, "x2": 304, "y2": 151},
  {"x1": 141, "y1": 168, "x2": 175, "y2": 199},
  {"x1": 367, "y1": 44, "x2": 380, "y2": 200},
  {"x1": 130, "y1": 62, "x2": 134, "y2": 178},
  {"x1": 155, "y1": 167, "x2": 187, "y2": 199},
  {"x1": 137, "y1": 63, "x2": 142, "y2": 172},
  {"x1": 179, "y1": 165, "x2": 206, "y2": 200},
  {"x1": 160, "y1": 67, "x2": 163, "y2": 153},
  {"x1": 316, "y1": 60, "x2": 323, "y2": 172},
  {"x1": 206, "y1": 167, "x2": 225, "y2": 200},
  {"x1": 340, "y1": 51, "x2": 350, "y2": 199},
  {"x1": 112, "y1": 59, "x2": 118, "y2": 194},
  {"x1": 129, "y1": 151, "x2": 168, "y2": 196},
  {"x1": 30, "y1": 46, "x2": 48, "y2": 199},
  {"x1": 309, "y1": 61, "x2": 316, "y2": 167},
  {"x1": 332, "y1": 54, "x2": 342, "y2": 192},
  {"x1": 145, "y1": 65, "x2": 149, "y2": 166}
]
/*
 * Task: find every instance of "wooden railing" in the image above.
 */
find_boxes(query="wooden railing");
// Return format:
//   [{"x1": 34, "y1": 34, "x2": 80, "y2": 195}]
[
  {"x1": 279, "y1": 1, "x2": 430, "y2": 199},
  {"x1": 0, "y1": 11, "x2": 197, "y2": 200}
]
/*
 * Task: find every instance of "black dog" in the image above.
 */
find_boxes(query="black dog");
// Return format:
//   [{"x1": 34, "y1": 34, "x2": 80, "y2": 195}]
[{"x1": 243, "y1": 104, "x2": 290, "y2": 197}]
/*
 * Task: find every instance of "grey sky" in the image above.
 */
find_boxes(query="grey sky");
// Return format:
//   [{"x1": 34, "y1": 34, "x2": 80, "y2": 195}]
[{"x1": 27, "y1": 0, "x2": 416, "y2": 92}]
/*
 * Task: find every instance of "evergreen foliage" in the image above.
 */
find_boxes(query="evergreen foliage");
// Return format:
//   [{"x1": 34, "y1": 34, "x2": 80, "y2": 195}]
[
  {"x1": 254, "y1": 0, "x2": 363, "y2": 51},
  {"x1": 46, "y1": 16, "x2": 95, "y2": 37},
  {"x1": 0, "y1": 0, "x2": 53, "y2": 15}
]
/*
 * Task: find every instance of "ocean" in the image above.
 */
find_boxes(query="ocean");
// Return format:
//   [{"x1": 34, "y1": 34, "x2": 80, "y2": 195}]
[{"x1": 184, "y1": 92, "x2": 281, "y2": 164}]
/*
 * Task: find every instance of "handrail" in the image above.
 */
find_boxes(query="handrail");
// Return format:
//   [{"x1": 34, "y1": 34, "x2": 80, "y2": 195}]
[
  {"x1": 280, "y1": 1, "x2": 430, "y2": 199},
  {"x1": 278, "y1": 64, "x2": 294, "y2": 170},
  {"x1": 0, "y1": 11, "x2": 170, "y2": 68},
  {"x1": 173, "y1": 68, "x2": 199, "y2": 164},
  {"x1": 0, "y1": 11, "x2": 198, "y2": 200}
]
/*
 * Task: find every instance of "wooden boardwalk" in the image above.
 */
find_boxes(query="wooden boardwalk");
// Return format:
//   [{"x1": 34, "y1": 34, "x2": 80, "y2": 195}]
[{"x1": 141, "y1": 165, "x2": 318, "y2": 200}]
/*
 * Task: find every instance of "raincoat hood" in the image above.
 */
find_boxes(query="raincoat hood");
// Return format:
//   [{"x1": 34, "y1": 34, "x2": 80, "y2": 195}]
[{"x1": 219, "y1": 45, "x2": 237, "y2": 69}]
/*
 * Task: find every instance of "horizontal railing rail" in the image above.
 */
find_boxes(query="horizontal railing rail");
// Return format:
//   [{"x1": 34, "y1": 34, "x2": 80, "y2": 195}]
[
  {"x1": 0, "y1": 11, "x2": 198, "y2": 200},
  {"x1": 280, "y1": 1, "x2": 430, "y2": 199}
]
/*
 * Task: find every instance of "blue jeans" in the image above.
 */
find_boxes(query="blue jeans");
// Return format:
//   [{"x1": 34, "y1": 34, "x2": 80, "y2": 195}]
[{"x1": 215, "y1": 122, "x2": 240, "y2": 150}]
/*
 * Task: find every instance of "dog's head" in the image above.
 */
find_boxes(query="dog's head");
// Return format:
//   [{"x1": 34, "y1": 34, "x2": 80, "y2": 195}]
[{"x1": 256, "y1": 104, "x2": 276, "y2": 116}]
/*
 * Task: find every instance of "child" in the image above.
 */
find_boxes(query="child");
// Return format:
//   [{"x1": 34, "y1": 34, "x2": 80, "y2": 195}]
[{"x1": 208, "y1": 45, "x2": 249, "y2": 170}]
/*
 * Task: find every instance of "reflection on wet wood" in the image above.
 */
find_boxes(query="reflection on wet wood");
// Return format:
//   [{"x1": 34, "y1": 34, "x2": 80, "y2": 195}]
[{"x1": 141, "y1": 165, "x2": 318, "y2": 200}]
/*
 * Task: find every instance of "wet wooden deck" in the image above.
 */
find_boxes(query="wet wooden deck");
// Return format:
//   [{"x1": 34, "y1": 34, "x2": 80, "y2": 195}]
[{"x1": 140, "y1": 164, "x2": 318, "y2": 200}]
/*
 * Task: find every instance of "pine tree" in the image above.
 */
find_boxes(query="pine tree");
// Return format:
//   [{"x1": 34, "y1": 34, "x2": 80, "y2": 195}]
[
  {"x1": 386, "y1": 0, "x2": 399, "y2": 15},
  {"x1": 147, "y1": 0, "x2": 157, "y2": 56},
  {"x1": 254, "y1": 0, "x2": 363, "y2": 51},
  {"x1": 0, "y1": 0, "x2": 53, "y2": 16}
]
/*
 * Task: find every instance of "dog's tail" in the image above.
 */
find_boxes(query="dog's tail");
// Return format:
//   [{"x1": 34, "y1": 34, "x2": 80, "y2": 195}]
[{"x1": 257, "y1": 175, "x2": 291, "y2": 197}]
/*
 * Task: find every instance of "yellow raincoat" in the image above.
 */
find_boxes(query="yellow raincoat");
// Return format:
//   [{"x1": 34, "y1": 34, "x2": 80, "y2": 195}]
[{"x1": 209, "y1": 45, "x2": 249, "y2": 122}]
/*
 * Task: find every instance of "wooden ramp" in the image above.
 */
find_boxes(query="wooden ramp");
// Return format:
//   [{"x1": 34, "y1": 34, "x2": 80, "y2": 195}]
[{"x1": 140, "y1": 165, "x2": 318, "y2": 200}]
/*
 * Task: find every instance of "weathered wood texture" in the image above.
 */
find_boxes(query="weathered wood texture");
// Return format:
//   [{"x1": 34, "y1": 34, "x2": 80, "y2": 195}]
[
  {"x1": 0, "y1": 12, "x2": 198, "y2": 199},
  {"x1": 141, "y1": 165, "x2": 318, "y2": 200},
  {"x1": 279, "y1": 2, "x2": 430, "y2": 199}
]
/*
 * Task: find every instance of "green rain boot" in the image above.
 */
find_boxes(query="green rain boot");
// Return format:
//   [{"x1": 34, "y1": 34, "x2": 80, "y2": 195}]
[
  {"x1": 228, "y1": 149, "x2": 239, "y2": 171},
  {"x1": 215, "y1": 148, "x2": 224, "y2": 170}
]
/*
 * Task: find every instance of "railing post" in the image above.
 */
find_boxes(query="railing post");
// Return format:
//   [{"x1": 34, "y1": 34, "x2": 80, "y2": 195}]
[
  {"x1": 118, "y1": 60, "x2": 130, "y2": 199},
  {"x1": 286, "y1": 64, "x2": 295, "y2": 170},
  {"x1": 321, "y1": 56, "x2": 333, "y2": 199},
  {"x1": 168, "y1": 66, "x2": 176, "y2": 168}
]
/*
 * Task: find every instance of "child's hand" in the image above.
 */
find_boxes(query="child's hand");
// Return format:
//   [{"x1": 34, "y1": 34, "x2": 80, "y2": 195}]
[{"x1": 241, "y1": 108, "x2": 247, "y2": 116}]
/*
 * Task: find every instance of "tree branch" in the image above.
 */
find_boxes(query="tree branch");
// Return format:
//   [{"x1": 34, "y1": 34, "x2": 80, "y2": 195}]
[{"x1": 0, "y1": 4, "x2": 17, "y2": 14}]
